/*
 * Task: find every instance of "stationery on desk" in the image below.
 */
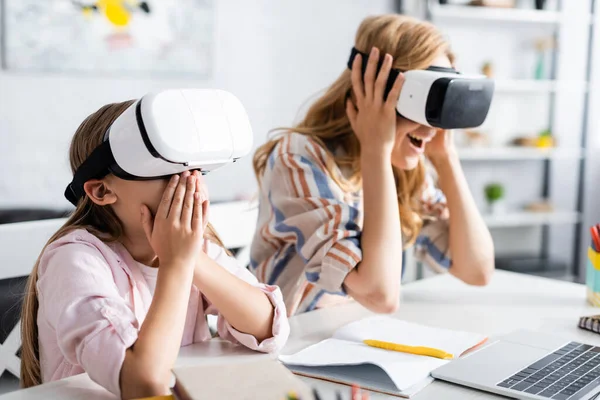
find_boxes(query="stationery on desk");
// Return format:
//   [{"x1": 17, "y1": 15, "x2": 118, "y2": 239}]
[
  {"x1": 279, "y1": 316, "x2": 488, "y2": 398},
  {"x1": 580, "y1": 222, "x2": 600, "y2": 331},
  {"x1": 585, "y1": 223, "x2": 600, "y2": 307}
]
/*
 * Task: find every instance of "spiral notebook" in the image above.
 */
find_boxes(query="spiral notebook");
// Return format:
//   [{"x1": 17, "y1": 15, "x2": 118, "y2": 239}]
[{"x1": 279, "y1": 316, "x2": 488, "y2": 398}]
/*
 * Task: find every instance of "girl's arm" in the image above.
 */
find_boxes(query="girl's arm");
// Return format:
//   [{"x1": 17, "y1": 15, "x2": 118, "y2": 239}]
[
  {"x1": 430, "y1": 151, "x2": 495, "y2": 285},
  {"x1": 193, "y1": 253, "x2": 275, "y2": 341},
  {"x1": 120, "y1": 172, "x2": 205, "y2": 399},
  {"x1": 121, "y1": 262, "x2": 193, "y2": 398},
  {"x1": 342, "y1": 48, "x2": 419, "y2": 313}
]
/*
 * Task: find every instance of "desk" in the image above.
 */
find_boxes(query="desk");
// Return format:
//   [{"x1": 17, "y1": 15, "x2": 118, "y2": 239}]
[{"x1": 3, "y1": 270, "x2": 600, "y2": 400}]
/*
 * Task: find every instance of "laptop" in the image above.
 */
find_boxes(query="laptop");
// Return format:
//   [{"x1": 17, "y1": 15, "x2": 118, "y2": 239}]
[{"x1": 431, "y1": 330, "x2": 600, "y2": 400}]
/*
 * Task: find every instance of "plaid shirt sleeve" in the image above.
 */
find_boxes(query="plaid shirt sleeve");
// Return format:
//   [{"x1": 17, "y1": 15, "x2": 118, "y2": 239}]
[{"x1": 260, "y1": 133, "x2": 363, "y2": 294}]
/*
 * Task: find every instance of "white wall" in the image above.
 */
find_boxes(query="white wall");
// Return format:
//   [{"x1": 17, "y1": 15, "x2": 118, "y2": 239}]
[
  {"x1": 1, "y1": 0, "x2": 598, "y2": 275},
  {"x1": 0, "y1": 0, "x2": 395, "y2": 208}
]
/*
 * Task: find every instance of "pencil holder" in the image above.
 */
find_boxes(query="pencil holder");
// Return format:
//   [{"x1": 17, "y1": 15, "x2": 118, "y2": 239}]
[{"x1": 586, "y1": 247, "x2": 600, "y2": 306}]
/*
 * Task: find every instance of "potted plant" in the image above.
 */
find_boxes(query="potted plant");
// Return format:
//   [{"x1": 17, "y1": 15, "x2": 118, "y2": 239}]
[
  {"x1": 536, "y1": 128, "x2": 555, "y2": 148},
  {"x1": 484, "y1": 183, "x2": 505, "y2": 214}
]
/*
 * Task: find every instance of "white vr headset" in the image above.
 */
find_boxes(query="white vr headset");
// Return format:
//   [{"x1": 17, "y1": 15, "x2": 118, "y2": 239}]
[
  {"x1": 347, "y1": 48, "x2": 495, "y2": 129},
  {"x1": 65, "y1": 89, "x2": 253, "y2": 206}
]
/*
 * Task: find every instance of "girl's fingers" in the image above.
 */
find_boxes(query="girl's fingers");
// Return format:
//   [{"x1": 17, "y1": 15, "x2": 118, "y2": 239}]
[
  {"x1": 363, "y1": 47, "x2": 380, "y2": 102},
  {"x1": 157, "y1": 175, "x2": 179, "y2": 219},
  {"x1": 374, "y1": 53, "x2": 393, "y2": 105},
  {"x1": 140, "y1": 205, "x2": 154, "y2": 241},
  {"x1": 180, "y1": 175, "x2": 196, "y2": 228},
  {"x1": 193, "y1": 170, "x2": 202, "y2": 192},
  {"x1": 350, "y1": 53, "x2": 365, "y2": 104},
  {"x1": 201, "y1": 198, "x2": 210, "y2": 232},
  {"x1": 168, "y1": 171, "x2": 190, "y2": 221},
  {"x1": 385, "y1": 71, "x2": 405, "y2": 109},
  {"x1": 192, "y1": 192, "x2": 203, "y2": 232}
]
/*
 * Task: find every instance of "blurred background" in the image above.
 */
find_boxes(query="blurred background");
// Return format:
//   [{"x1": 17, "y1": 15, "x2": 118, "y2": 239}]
[
  {"x1": 0, "y1": 1, "x2": 598, "y2": 287},
  {"x1": 0, "y1": 0, "x2": 598, "y2": 394}
]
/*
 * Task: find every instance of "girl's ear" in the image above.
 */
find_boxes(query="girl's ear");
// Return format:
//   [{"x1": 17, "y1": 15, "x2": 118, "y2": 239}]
[{"x1": 83, "y1": 179, "x2": 117, "y2": 206}]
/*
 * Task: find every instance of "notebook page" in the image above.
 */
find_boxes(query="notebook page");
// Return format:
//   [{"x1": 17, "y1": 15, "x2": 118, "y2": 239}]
[
  {"x1": 333, "y1": 316, "x2": 487, "y2": 357},
  {"x1": 289, "y1": 364, "x2": 401, "y2": 395},
  {"x1": 279, "y1": 338, "x2": 446, "y2": 391},
  {"x1": 288, "y1": 364, "x2": 435, "y2": 398}
]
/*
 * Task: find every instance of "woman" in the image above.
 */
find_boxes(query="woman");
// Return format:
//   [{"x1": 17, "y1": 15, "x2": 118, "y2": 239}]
[{"x1": 251, "y1": 15, "x2": 494, "y2": 316}]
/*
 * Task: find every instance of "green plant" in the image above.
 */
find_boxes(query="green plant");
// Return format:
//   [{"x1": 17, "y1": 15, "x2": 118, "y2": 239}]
[{"x1": 484, "y1": 183, "x2": 504, "y2": 204}]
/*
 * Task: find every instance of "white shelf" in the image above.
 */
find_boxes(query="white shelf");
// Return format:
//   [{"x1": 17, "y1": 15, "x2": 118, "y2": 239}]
[
  {"x1": 484, "y1": 211, "x2": 580, "y2": 228},
  {"x1": 494, "y1": 79, "x2": 589, "y2": 93},
  {"x1": 429, "y1": 4, "x2": 562, "y2": 24},
  {"x1": 458, "y1": 147, "x2": 584, "y2": 161}
]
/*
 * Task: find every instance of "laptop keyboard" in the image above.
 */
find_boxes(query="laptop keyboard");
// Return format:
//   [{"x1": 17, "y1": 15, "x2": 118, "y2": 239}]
[{"x1": 497, "y1": 342, "x2": 600, "y2": 399}]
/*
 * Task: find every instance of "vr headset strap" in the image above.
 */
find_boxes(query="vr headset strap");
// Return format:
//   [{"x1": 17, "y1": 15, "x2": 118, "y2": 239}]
[
  {"x1": 64, "y1": 140, "x2": 115, "y2": 206},
  {"x1": 346, "y1": 47, "x2": 459, "y2": 99},
  {"x1": 347, "y1": 47, "x2": 400, "y2": 100}
]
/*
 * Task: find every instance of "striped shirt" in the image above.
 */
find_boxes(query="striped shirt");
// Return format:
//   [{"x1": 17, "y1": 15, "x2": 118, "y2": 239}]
[{"x1": 250, "y1": 133, "x2": 451, "y2": 315}]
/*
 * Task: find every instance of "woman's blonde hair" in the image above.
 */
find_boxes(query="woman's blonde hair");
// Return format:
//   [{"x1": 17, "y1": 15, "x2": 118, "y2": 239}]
[
  {"x1": 20, "y1": 101, "x2": 227, "y2": 388},
  {"x1": 253, "y1": 15, "x2": 453, "y2": 244}
]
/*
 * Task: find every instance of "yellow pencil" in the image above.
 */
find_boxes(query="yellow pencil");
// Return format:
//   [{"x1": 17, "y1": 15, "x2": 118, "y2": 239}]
[{"x1": 363, "y1": 339, "x2": 454, "y2": 360}]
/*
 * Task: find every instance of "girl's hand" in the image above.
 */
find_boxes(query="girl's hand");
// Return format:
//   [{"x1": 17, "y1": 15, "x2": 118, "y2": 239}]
[
  {"x1": 425, "y1": 129, "x2": 458, "y2": 166},
  {"x1": 346, "y1": 47, "x2": 418, "y2": 157},
  {"x1": 192, "y1": 170, "x2": 210, "y2": 233},
  {"x1": 140, "y1": 171, "x2": 206, "y2": 267}
]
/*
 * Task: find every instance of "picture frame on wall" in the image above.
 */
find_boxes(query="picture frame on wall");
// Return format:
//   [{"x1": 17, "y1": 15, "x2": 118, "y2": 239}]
[{"x1": 0, "y1": 0, "x2": 214, "y2": 77}]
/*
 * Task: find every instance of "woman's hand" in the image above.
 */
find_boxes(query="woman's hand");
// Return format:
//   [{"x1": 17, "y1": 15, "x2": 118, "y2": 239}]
[
  {"x1": 346, "y1": 47, "x2": 418, "y2": 157},
  {"x1": 140, "y1": 171, "x2": 206, "y2": 268},
  {"x1": 425, "y1": 129, "x2": 458, "y2": 166}
]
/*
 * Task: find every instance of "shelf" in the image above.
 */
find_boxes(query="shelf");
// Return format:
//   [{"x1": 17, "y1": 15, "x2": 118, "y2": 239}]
[
  {"x1": 483, "y1": 211, "x2": 580, "y2": 228},
  {"x1": 429, "y1": 4, "x2": 562, "y2": 24},
  {"x1": 458, "y1": 147, "x2": 583, "y2": 161},
  {"x1": 494, "y1": 79, "x2": 589, "y2": 93}
]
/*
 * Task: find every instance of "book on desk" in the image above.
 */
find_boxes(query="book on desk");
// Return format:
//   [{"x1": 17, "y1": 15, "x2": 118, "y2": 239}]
[{"x1": 171, "y1": 358, "x2": 313, "y2": 400}]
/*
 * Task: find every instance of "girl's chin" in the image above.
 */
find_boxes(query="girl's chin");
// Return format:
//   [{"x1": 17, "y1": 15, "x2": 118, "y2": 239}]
[{"x1": 392, "y1": 155, "x2": 421, "y2": 171}]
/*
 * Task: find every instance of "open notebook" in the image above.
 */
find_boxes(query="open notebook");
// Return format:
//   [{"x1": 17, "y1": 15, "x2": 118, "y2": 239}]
[{"x1": 279, "y1": 316, "x2": 488, "y2": 398}]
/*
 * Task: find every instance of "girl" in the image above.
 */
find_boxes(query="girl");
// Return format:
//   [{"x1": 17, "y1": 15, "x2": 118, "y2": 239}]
[
  {"x1": 251, "y1": 15, "x2": 494, "y2": 316},
  {"x1": 20, "y1": 100, "x2": 290, "y2": 399}
]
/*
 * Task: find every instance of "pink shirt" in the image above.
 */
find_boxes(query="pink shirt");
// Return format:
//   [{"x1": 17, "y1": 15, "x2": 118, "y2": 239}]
[{"x1": 36, "y1": 229, "x2": 290, "y2": 397}]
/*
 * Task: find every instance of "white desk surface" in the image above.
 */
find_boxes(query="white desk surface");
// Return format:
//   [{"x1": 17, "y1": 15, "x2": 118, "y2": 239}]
[{"x1": 3, "y1": 270, "x2": 600, "y2": 400}]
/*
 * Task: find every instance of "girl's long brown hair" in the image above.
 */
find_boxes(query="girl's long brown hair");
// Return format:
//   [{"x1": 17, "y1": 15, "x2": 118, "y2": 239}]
[
  {"x1": 253, "y1": 15, "x2": 454, "y2": 244},
  {"x1": 20, "y1": 101, "x2": 227, "y2": 388}
]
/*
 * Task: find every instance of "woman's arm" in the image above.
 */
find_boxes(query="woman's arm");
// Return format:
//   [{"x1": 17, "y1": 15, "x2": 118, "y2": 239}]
[
  {"x1": 342, "y1": 48, "x2": 419, "y2": 313},
  {"x1": 428, "y1": 136, "x2": 495, "y2": 285},
  {"x1": 193, "y1": 253, "x2": 275, "y2": 341},
  {"x1": 343, "y1": 150, "x2": 402, "y2": 313}
]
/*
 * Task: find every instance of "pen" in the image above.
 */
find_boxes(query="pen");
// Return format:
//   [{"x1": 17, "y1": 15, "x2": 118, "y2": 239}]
[
  {"x1": 312, "y1": 388, "x2": 322, "y2": 400},
  {"x1": 363, "y1": 339, "x2": 454, "y2": 360},
  {"x1": 286, "y1": 392, "x2": 299, "y2": 400},
  {"x1": 591, "y1": 226, "x2": 600, "y2": 252}
]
